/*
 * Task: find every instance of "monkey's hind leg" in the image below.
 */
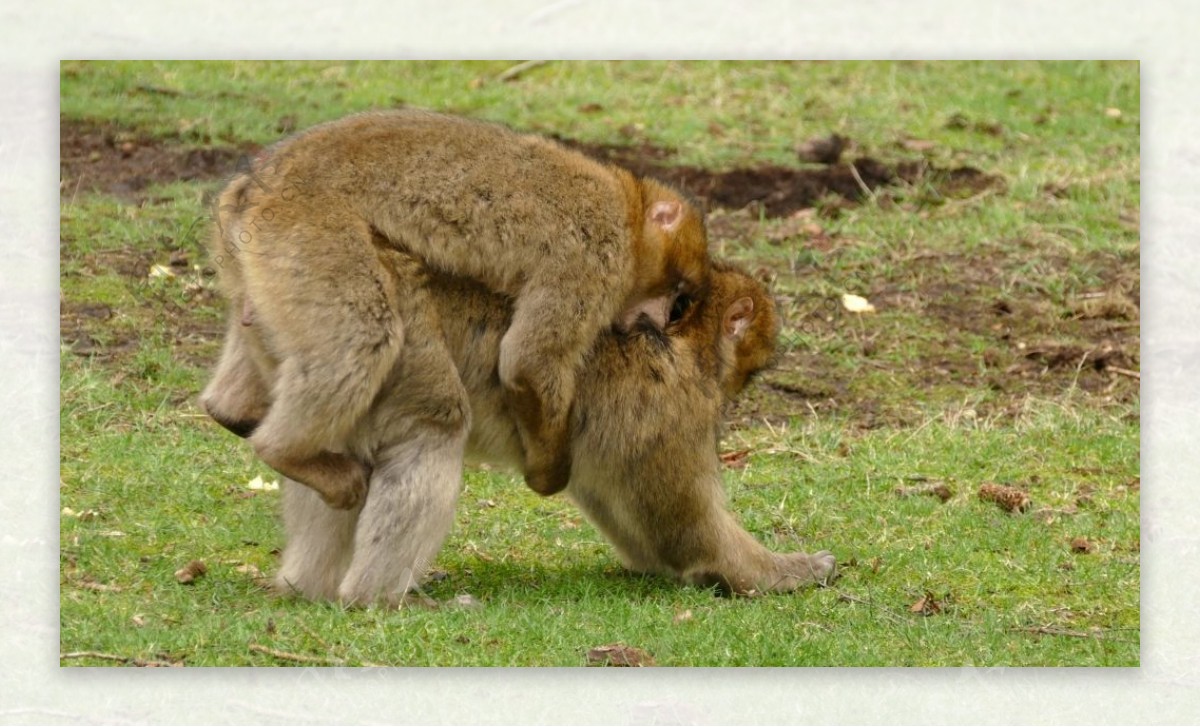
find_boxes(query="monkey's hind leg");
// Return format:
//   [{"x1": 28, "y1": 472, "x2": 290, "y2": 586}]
[
  {"x1": 337, "y1": 300, "x2": 471, "y2": 608},
  {"x1": 337, "y1": 422, "x2": 468, "y2": 607},
  {"x1": 244, "y1": 221, "x2": 407, "y2": 511},
  {"x1": 275, "y1": 477, "x2": 360, "y2": 601}
]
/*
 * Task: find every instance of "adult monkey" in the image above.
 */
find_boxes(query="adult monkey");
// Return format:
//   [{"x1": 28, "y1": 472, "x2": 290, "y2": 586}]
[{"x1": 247, "y1": 255, "x2": 836, "y2": 605}]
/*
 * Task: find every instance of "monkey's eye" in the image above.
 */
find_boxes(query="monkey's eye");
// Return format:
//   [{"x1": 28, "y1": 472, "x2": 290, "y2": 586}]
[{"x1": 668, "y1": 293, "x2": 693, "y2": 324}]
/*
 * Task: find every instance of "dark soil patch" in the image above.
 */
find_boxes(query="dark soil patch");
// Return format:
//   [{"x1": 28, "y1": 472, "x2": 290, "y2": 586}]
[
  {"x1": 554, "y1": 135, "x2": 1003, "y2": 219},
  {"x1": 60, "y1": 118, "x2": 255, "y2": 201},
  {"x1": 61, "y1": 118, "x2": 1000, "y2": 218},
  {"x1": 732, "y1": 241, "x2": 1140, "y2": 430}
]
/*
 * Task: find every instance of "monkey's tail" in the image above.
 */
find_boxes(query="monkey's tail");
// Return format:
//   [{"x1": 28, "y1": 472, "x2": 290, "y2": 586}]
[{"x1": 207, "y1": 172, "x2": 257, "y2": 282}]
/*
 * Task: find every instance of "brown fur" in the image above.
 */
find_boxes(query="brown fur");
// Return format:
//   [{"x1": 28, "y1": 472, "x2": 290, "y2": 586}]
[
  {"x1": 201, "y1": 110, "x2": 709, "y2": 508},
  {"x1": 266, "y1": 259, "x2": 834, "y2": 605}
]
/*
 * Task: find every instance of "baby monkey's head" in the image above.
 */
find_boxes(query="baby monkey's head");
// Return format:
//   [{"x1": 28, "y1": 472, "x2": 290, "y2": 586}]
[{"x1": 621, "y1": 178, "x2": 711, "y2": 333}]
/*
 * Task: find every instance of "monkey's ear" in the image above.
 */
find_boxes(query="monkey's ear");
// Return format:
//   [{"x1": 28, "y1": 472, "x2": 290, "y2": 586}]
[
  {"x1": 649, "y1": 200, "x2": 684, "y2": 232},
  {"x1": 723, "y1": 297, "x2": 756, "y2": 341}
]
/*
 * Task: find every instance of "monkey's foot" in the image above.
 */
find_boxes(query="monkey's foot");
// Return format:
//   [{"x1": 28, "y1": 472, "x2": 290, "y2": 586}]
[
  {"x1": 263, "y1": 450, "x2": 369, "y2": 511},
  {"x1": 311, "y1": 454, "x2": 370, "y2": 510}
]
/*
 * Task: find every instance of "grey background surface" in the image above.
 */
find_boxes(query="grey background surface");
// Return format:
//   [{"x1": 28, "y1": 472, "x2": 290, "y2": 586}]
[{"x1": 4, "y1": 1, "x2": 1189, "y2": 723}]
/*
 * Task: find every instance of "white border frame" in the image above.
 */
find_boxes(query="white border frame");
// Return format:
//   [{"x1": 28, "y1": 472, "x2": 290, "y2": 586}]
[{"x1": 6, "y1": 0, "x2": 1193, "y2": 723}]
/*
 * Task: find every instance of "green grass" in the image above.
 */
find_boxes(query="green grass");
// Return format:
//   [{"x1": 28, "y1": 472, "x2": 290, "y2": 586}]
[{"x1": 59, "y1": 60, "x2": 1139, "y2": 666}]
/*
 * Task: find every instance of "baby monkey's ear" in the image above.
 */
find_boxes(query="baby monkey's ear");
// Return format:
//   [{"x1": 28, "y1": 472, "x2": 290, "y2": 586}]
[
  {"x1": 649, "y1": 200, "x2": 684, "y2": 232},
  {"x1": 722, "y1": 297, "x2": 756, "y2": 341}
]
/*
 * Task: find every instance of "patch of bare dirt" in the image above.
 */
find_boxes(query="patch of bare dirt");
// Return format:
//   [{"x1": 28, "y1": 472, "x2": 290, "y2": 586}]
[
  {"x1": 60, "y1": 118, "x2": 256, "y2": 201},
  {"x1": 60, "y1": 118, "x2": 1000, "y2": 218},
  {"x1": 732, "y1": 240, "x2": 1140, "y2": 429}
]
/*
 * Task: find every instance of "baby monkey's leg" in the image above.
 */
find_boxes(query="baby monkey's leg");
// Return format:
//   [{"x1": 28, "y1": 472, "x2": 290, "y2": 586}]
[
  {"x1": 241, "y1": 218, "x2": 406, "y2": 510},
  {"x1": 497, "y1": 284, "x2": 607, "y2": 496}
]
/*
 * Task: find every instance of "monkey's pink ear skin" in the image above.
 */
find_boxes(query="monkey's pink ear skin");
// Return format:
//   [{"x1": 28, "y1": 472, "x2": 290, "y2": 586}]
[
  {"x1": 649, "y1": 200, "x2": 684, "y2": 232},
  {"x1": 723, "y1": 297, "x2": 755, "y2": 340}
]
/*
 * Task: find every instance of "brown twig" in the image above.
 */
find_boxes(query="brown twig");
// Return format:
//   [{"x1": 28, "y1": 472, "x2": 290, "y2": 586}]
[
  {"x1": 61, "y1": 651, "x2": 180, "y2": 667},
  {"x1": 249, "y1": 643, "x2": 345, "y2": 665},
  {"x1": 296, "y1": 622, "x2": 332, "y2": 651},
  {"x1": 1107, "y1": 365, "x2": 1140, "y2": 380},
  {"x1": 846, "y1": 162, "x2": 877, "y2": 202},
  {"x1": 497, "y1": 60, "x2": 550, "y2": 83}
]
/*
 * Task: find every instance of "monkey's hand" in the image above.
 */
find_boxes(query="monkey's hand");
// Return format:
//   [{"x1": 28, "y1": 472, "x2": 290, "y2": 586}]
[
  {"x1": 522, "y1": 448, "x2": 573, "y2": 496},
  {"x1": 317, "y1": 472, "x2": 369, "y2": 510},
  {"x1": 309, "y1": 453, "x2": 370, "y2": 511},
  {"x1": 496, "y1": 332, "x2": 574, "y2": 496}
]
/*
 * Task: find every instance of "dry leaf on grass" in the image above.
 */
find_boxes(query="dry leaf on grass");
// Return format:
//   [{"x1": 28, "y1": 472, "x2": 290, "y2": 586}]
[
  {"x1": 586, "y1": 643, "x2": 655, "y2": 667},
  {"x1": 148, "y1": 263, "x2": 175, "y2": 279},
  {"x1": 77, "y1": 576, "x2": 123, "y2": 593},
  {"x1": 444, "y1": 594, "x2": 484, "y2": 610},
  {"x1": 901, "y1": 137, "x2": 937, "y2": 152},
  {"x1": 910, "y1": 592, "x2": 943, "y2": 616},
  {"x1": 841, "y1": 293, "x2": 876, "y2": 314},
  {"x1": 1070, "y1": 537, "x2": 1095, "y2": 554},
  {"x1": 978, "y1": 482, "x2": 1031, "y2": 513},
  {"x1": 719, "y1": 449, "x2": 751, "y2": 469},
  {"x1": 174, "y1": 559, "x2": 207, "y2": 584},
  {"x1": 246, "y1": 475, "x2": 279, "y2": 491},
  {"x1": 234, "y1": 563, "x2": 263, "y2": 578}
]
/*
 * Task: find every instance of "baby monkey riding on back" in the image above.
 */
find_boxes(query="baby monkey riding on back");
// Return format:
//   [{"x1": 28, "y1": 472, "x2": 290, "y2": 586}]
[{"x1": 202, "y1": 110, "x2": 711, "y2": 507}]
